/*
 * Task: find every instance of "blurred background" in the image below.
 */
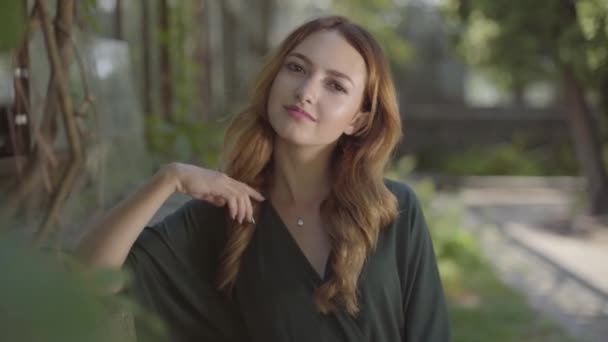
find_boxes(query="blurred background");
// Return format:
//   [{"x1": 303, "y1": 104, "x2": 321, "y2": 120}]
[{"x1": 1, "y1": 0, "x2": 607, "y2": 341}]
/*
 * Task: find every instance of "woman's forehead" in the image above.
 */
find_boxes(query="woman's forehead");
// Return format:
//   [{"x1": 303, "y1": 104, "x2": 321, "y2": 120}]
[{"x1": 288, "y1": 30, "x2": 368, "y2": 85}]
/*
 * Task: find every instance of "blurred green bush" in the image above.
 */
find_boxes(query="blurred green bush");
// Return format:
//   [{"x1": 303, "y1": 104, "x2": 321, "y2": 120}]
[
  {"x1": 416, "y1": 138, "x2": 580, "y2": 176},
  {"x1": 0, "y1": 233, "x2": 166, "y2": 342},
  {"x1": 146, "y1": 115, "x2": 225, "y2": 168}
]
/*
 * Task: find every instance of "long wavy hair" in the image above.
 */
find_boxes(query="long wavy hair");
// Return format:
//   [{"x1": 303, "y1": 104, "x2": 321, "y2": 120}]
[{"x1": 216, "y1": 15, "x2": 402, "y2": 316}]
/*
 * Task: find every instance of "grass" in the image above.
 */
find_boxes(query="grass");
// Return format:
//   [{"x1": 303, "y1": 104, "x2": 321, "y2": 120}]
[{"x1": 445, "y1": 258, "x2": 575, "y2": 342}]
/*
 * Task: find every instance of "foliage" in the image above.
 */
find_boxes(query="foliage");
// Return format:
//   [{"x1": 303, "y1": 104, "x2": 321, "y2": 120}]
[
  {"x1": 443, "y1": 0, "x2": 608, "y2": 89},
  {"x1": 145, "y1": 0, "x2": 220, "y2": 166},
  {"x1": 417, "y1": 139, "x2": 580, "y2": 176},
  {"x1": 407, "y1": 128, "x2": 581, "y2": 176},
  {"x1": 146, "y1": 115, "x2": 225, "y2": 168},
  {"x1": 445, "y1": 144, "x2": 544, "y2": 176},
  {"x1": 442, "y1": 0, "x2": 608, "y2": 138},
  {"x1": 0, "y1": 0, "x2": 26, "y2": 52},
  {"x1": 0, "y1": 233, "x2": 166, "y2": 342},
  {"x1": 332, "y1": 0, "x2": 415, "y2": 69},
  {"x1": 165, "y1": 0, "x2": 201, "y2": 121},
  {"x1": 442, "y1": 0, "x2": 556, "y2": 89},
  {"x1": 79, "y1": 0, "x2": 104, "y2": 34}
]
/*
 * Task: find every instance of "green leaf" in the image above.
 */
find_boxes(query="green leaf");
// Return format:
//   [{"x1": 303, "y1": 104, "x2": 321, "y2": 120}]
[{"x1": 0, "y1": 0, "x2": 26, "y2": 52}]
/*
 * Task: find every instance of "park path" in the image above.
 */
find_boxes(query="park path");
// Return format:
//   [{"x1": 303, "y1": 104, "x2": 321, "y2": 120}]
[{"x1": 456, "y1": 178, "x2": 608, "y2": 342}]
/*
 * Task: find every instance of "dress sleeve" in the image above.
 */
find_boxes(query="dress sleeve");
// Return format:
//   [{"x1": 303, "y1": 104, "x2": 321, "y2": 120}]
[
  {"x1": 397, "y1": 183, "x2": 452, "y2": 342},
  {"x1": 123, "y1": 199, "x2": 242, "y2": 342},
  {"x1": 124, "y1": 199, "x2": 214, "y2": 271}
]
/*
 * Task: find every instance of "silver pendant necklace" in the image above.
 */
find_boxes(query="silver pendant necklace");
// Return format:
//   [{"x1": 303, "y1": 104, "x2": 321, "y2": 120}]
[{"x1": 296, "y1": 217, "x2": 304, "y2": 227}]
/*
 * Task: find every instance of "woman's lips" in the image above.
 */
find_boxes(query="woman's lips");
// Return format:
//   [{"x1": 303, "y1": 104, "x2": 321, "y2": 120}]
[{"x1": 284, "y1": 105, "x2": 316, "y2": 122}]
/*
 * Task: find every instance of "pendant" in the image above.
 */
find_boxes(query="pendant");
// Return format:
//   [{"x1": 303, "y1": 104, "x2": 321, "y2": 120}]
[{"x1": 296, "y1": 217, "x2": 304, "y2": 227}]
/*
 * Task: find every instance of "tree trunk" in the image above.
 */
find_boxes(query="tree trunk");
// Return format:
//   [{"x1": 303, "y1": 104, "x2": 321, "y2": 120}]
[
  {"x1": 193, "y1": 0, "x2": 209, "y2": 119},
  {"x1": 512, "y1": 84, "x2": 525, "y2": 107},
  {"x1": 158, "y1": 0, "x2": 172, "y2": 121},
  {"x1": 259, "y1": 0, "x2": 275, "y2": 56},
  {"x1": 1, "y1": 0, "x2": 77, "y2": 217},
  {"x1": 221, "y1": 1, "x2": 238, "y2": 104},
  {"x1": 562, "y1": 66, "x2": 608, "y2": 215},
  {"x1": 207, "y1": 0, "x2": 225, "y2": 115},
  {"x1": 141, "y1": 0, "x2": 151, "y2": 117},
  {"x1": 38, "y1": 0, "x2": 76, "y2": 142},
  {"x1": 12, "y1": 0, "x2": 31, "y2": 159},
  {"x1": 598, "y1": 75, "x2": 608, "y2": 143},
  {"x1": 557, "y1": 0, "x2": 608, "y2": 216},
  {"x1": 34, "y1": 0, "x2": 84, "y2": 242},
  {"x1": 114, "y1": 0, "x2": 123, "y2": 40}
]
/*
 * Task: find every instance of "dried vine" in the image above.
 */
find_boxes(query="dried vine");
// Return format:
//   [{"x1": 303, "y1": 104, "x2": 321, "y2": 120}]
[{"x1": 1, "y1": 0, "x2": 96, "y2": 245}]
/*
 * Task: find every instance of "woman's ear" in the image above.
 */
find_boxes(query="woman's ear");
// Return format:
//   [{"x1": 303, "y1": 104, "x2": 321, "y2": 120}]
[{"x1": 344, "y1": 111, "x2": 370, "y2": 136}]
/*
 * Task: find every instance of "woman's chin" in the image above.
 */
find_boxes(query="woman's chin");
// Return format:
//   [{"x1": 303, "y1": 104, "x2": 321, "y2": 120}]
[{"x1": 277, "y1": 135, "x2": 309, "y2": 147}]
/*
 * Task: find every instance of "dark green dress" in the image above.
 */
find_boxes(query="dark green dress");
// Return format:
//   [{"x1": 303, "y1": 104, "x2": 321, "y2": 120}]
[{"x1": 124, "y1": 179, "x2": 452, "y2": 341}]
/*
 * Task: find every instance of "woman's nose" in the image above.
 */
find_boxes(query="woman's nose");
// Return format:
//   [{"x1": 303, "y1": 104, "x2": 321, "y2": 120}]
[{"x1": 295, "y1": 77, "x2": 318, "y2": 104}]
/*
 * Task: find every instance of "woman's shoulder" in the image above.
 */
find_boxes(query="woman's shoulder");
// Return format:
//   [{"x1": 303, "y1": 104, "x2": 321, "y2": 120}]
[
  {"x1": 382, "y1": 177, "x2": 430, "y2": 238},
  {"x1": 383, "y1": 177, "x2": 421, "y2": 210}
]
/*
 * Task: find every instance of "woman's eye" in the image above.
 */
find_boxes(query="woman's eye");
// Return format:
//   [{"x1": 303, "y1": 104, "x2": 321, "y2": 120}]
[
  {"x1": 286, "y1": 62, "x2": 304, "y2": 73},
  {"x1": 329, "y1": 81, "x2": 347, "y2": 93}
]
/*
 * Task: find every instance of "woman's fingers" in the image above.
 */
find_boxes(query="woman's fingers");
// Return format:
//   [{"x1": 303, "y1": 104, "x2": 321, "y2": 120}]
[
  {"x1": 197, "y1": 193, "x2": 225, "y2": 207},
  {"x1": 239, "y1": 196, "x2": 249, "y2": 224},
  {"x1": 195, "y1": 173, "x2": 263, "y2": 223},
  {"x1": 239, "y1": 183, "x2": 264, "y2": 202},
  {"x1": 246, "y1": 195, "x2": 253, "y2": 224},
  {"x1": 210, "y1": 196, "x2": 225, "y2": 207},
  {"x1": 225, "y1": 178, "x2": 264, "y2": 203},
  {"x1": 247, "y1": 187, "x2": 265, "y2": 202},
  {"x1": 228, "y1": 196, "x2": 238, "y2": 220},
  {"x1": 214, "y1": 196, "x2": 227, "y2": 207},
  {"x1": 232, "y1": 195, "x2": 240, "y2": 223},
  {"x1": 204, "y1": 195, "x2": 253, "y2": 225}
]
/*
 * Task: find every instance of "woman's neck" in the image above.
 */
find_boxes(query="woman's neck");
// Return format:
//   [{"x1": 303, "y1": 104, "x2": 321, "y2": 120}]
[{"x1": 269, "y1": 139, "x2": 334, "y2": 208}]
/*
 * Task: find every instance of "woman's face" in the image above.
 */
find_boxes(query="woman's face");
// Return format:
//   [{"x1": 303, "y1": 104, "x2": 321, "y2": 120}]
[{"x1": 267, "y1": 30, "x2": 368, "y2": 147}]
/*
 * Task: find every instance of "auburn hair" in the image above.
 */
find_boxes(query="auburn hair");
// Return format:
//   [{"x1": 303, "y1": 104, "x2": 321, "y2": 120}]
[{"x1": 215, "y1": 15, "x2": 402, "y2": 316}]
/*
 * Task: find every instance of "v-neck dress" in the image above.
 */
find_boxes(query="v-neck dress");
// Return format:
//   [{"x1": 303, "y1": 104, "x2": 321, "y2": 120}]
[{"x1": 124, "y1": 179, "x2": 452, "y2": 341}]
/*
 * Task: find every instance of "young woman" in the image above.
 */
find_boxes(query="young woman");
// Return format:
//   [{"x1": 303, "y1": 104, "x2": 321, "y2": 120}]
[{"x1": 78, "y1": 15, "x2": 451, "y2": 342}]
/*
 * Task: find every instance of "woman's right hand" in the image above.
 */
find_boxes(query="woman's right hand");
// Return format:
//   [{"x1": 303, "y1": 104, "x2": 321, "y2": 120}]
[{"x1": 166, "y1": 162, "x2": 265, "y2": 224}]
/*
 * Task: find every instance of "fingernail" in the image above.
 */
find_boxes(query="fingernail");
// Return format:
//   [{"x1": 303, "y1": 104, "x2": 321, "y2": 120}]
[{"x1": 251, "y1": 217, "x2": 256, "y2": 224}]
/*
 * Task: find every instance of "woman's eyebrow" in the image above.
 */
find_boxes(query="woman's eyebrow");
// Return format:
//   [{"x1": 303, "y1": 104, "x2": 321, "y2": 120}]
[{"x1": 287, "y1": 52, "x2": 354, "y2": 86}]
